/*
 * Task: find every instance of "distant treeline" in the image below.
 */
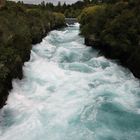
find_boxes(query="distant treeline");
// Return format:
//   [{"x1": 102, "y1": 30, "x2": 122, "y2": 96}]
[
  {"x1": 79, "y1": 0, "x2": 140, "y2": 78},
  {"x1": 38, "y1": 0, "x2": 125, "y2": 17},
  {"x1": 0, "y1": 1, "x2": 65, "y2": 108},
  {"x1": 14, "y1": 0, "x2": 123, "y2": 18}
]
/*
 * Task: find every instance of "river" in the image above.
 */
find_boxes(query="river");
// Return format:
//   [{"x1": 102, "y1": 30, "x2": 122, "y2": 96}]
[{"x1": 0, "y1": 24, "x2": 140, "y2": 140}]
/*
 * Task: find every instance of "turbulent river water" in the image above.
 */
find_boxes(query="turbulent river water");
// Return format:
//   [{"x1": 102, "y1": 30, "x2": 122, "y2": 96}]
[{"x1": 0, "y1": 24, "x2": 140, "y2": 140}]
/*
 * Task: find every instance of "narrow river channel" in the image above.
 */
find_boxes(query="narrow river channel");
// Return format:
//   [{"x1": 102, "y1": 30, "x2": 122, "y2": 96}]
[{"x1": 0, "y1": 24, "x2": 140, "y2": 140}]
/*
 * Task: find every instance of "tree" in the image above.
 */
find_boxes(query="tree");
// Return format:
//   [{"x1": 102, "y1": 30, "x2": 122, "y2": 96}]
[
  {"x1": 83, "y1": 0, "x2": 91, "y2": 5},
  {"x1": 41, "y1": 1, "x2": 45, "y2": 8}
]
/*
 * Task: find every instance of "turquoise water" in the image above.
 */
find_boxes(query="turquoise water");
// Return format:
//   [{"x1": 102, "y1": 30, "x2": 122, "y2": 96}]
[{"x1": 0, "y1": 24, "x2": 140, "y2": 140}]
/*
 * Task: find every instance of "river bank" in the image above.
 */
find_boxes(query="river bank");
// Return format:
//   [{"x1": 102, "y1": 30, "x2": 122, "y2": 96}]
[
  {"x1": 0, "y1": 1, "x2": 65, "y2": 108},
  {"x1": 85, "y1": 37, "x2": 140, "y2": 79},
  {"x1": 79, "y1": 1, "x2": 140, "y2": 79}
]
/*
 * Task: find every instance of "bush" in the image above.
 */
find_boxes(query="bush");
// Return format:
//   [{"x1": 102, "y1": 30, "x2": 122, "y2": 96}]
[
  {"x1": 0, "y1": 1, "x2": 65, "y2": 108},
  {"x1": 79, "y1": 5, "x2": 107, "y2": 38},
  {"x1": 79, "y1": 1, "x2": 140, "y2": 77}
]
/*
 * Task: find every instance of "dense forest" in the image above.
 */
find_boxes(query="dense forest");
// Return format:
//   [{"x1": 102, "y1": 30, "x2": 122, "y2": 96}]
[
  {"x1": 79, "y1": 0, "x2": 140, "y2": 78},
  {"x1": 44, "y1": 0, "x2": 130, "y2": 17},
  {"x1": 41, "y1": 0, "x2": 93, "y2": 18},
  {"x1": 0, "y1": 1, "x2": 65, "y2": 108}
]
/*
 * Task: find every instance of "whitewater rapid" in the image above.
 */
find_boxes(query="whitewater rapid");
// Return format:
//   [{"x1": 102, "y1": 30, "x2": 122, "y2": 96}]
[{"x1": 0, "y1": 24, "x2": 140, "y2": 140}]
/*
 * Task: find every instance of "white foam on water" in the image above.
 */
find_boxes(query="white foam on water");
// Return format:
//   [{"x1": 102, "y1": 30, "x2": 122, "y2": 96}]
[{"x1": 0, "y1": 24, "x2": 140, "y2": 140}]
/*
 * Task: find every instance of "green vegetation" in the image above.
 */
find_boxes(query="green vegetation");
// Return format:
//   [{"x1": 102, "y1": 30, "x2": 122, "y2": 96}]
[
  {"x1": 51, "y1": 0, "x2": 123, "y2": 18},
  {"x1": 79, "y1": 0, "x2": 140, "y2": 78},
  {"x1": 0, "y1": 1, "x2": 65, "y2": 108},
  {"x1": 44, "y1": 1, "x2": 85, "y2": 18}
]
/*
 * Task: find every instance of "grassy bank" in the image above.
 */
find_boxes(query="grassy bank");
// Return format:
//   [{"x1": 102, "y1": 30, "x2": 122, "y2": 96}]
[
  {"x1": 0, "y1": 1, "x2": 65, "y2": 108},
  {"x1": 79, "y1": 0, "x2": 140, "y2": 78}
]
